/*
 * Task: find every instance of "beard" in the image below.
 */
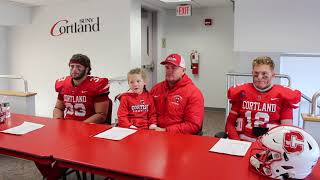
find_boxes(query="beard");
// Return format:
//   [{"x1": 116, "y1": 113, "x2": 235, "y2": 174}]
[{"x1": 71, "y1": 69, "x2": 86, "y2": 80}]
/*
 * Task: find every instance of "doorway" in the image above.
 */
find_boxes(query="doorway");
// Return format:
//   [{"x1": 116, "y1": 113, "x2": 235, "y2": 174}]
[{"x1": 141, "y1": 8, "x2": 157, "y2": 90}]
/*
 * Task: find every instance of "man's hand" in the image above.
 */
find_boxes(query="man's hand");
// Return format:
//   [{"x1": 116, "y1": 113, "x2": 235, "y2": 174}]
[
  {"x1": 84, "y1": 100, "x2": 109, "y2": 124},
  {"x1": 53, "y1": 100, "x2": 65, "y2": 119}
]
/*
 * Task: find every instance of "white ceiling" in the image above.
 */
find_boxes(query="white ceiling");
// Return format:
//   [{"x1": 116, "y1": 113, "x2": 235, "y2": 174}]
[
  {"x1": 146, "y1": 0, "x2": 232, "y2": 9},
  {"x1": 6, "y1": 0, "x2": 232, "y2": 8},
  {"x1": 6, "y1": 0, "x2": 85, "y2": 6}
]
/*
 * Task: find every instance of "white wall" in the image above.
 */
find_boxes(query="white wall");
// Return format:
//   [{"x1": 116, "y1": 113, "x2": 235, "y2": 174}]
[
  {"x1": 0, "y1": 1, "x2": 31, "y2": 90},
  {"x1": 232, "y1": 52, "x2": 282, "y2": 85},
  {"x1": 0, "y1": 1, "x2": 31, "y2": 26},
  {"x1": 161, "y1": 7, "x2": 234, "y2": 108},
  {"x1": 280, "y1": 55, "x2": 320, "y2": 126},
  {"x1": 0, "y1": 27, "x2": 9, "y2": 90},
  {"x1": 232, "y1": 52, "x2": 280, "y2": 73},
  {"x1": 280, "y1": 56, "x2": 320, "y2": 98},
  {"x1": 234, "y1": 0, "x2": 320, "y2": 53},
  {"x1": 232, "y1": 0, "x2": 320, "y2": 88},
  {"x1": 7, "y1": 0, "x2": 142, "y2": 117}
]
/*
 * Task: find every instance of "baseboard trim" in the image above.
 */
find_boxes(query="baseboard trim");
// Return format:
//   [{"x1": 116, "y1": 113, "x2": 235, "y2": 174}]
[{"x1": 204, "y1": 107, "x2": 226, "y2": 112}]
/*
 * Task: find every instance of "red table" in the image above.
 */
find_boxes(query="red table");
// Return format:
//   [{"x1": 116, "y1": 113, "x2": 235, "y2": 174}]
[
  {"x1": 53, "y1": 129, "x2": 320, "y2": 180},
  {"x1": 0, "y1": 113, "x2": 109, "y2": 163},
  {"x1": 1, "y1": 114, "x2": 320, "y2": 180}
]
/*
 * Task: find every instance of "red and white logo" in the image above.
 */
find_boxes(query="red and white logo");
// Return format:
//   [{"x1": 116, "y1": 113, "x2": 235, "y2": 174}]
[
  {"x1": 172, "y1": 95, "x2": 182, "y2": 104},
  {"x1": 160, "y1": 54, "x2": 186, "y2": 68},
  {"x1": 140, "y1": 100, "x2": 145, "y2": 104},
  {"x1": 167, "y1": 56, "x2": 177, "y2": 61},
  {"x1": 50, "y1": 17, "x2": 100, "y2": 37},
  {"x1": 283, "y1": 131, "x2": 304, "y2": 154}
]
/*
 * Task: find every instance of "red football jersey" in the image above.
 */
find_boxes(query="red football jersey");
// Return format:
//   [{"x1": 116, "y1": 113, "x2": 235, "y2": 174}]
[
  {"x1": 117, "y1": 91, "x2": 157, "y2": 129},
  {"x1": 228, "y1": 83, "x2": 301, "y2": 140},
  {"x1": 55, "y1": 76, "x2": 109, "y2": 121}
]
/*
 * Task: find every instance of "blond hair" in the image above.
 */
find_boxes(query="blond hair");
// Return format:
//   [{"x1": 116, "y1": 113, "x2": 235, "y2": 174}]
[
  {"x1": 127, "y1": 68, "x2": 147, "y2": 82},
  {"x1": 252, "y1": 56, "x2": 275, "y2": 70}
]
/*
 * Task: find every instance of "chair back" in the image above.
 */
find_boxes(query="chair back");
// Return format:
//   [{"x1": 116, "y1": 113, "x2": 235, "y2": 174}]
[{"x1": 105, "y1": 98, "x2": 113, "y2": 125}]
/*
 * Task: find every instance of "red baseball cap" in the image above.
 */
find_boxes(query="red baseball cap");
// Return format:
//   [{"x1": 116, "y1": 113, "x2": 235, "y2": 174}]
[{"x1": 160, "y1": 53, "x2": 186, "y2": 68}]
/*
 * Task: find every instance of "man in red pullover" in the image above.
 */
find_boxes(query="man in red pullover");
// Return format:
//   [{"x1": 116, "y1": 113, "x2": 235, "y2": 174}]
[{"x1": 150, "y1": 53, "x2": 204, "y2": 134}]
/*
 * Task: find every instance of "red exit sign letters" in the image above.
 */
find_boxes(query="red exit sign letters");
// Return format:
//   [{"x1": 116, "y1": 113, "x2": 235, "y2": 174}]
[{"x1": 176, "y1": 4, "x2": 192, "y2": 16}]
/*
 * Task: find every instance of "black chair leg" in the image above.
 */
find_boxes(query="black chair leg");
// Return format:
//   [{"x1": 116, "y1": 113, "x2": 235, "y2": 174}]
[
  {"x1": 82, "y1": 172, "x2": 87, "y2": 180},
  {"x1": 75, "y1": 170, "x2": 81, "y2": 180},
  {"x1": 90, "y1": 173, "x2": 95, "y2": 180}
]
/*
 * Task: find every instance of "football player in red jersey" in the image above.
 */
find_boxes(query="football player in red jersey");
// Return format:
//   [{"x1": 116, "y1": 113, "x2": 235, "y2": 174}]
[
  {"x1": 225, "y1": 56, "x2": 301, "y2": 142},
  {"x1": 36, "y1": 54, "x2": 110, "y2": 180},
  {"x1": 117, "y1": 68, "x2": 157, "y2": 129},
  {"x1": 53, "y1": 53, "x2": 110, "y2": 123}
]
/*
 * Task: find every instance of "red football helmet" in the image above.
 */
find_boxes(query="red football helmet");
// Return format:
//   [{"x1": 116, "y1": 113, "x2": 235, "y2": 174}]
[{"x1": 250, "y1": 126, "x2": 320, "y2": 179}]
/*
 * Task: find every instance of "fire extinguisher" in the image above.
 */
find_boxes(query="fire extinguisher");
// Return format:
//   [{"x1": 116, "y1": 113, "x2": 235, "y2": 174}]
[{"x1": 190, "y1": 50, "x2": 199, "y2": 75}]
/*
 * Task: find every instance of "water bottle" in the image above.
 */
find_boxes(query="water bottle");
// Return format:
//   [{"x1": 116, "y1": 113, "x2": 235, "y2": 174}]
[
  {"x1": 1, "y1": 96, "x2": 10, "y2": 119},
  {"x1": 0, "y1": 103, "x2": 6, "y2": 123},
  {"x1": 3, "y1": 102, "x2": 10, "y2": 118}
]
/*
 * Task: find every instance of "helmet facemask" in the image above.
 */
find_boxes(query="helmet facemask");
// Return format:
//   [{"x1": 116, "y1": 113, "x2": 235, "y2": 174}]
[{"x1": 250, "y1": 140, "x2": 292, "y2": 179}]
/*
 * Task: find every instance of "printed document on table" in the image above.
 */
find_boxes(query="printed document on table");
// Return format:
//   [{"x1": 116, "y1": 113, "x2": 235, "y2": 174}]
[
  {"x1": 94, "y1": 127, "x2": 137, "y2": 141},
  {"x1": 209, "y1": 138, "x2": 252, "y2": 156},
  {"x1": 1, "y1": 121, "x2": 45, "y2": 135}
]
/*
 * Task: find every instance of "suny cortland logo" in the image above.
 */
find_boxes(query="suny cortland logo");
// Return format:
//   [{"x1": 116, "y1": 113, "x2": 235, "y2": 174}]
[{"x1": 50, "y1": 17, "x2": 100, "y2": 36}]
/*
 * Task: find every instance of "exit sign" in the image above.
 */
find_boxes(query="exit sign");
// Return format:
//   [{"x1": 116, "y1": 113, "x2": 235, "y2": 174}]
[{"x1": 176, "y1": 4, "x2": 192, "y2": 16}]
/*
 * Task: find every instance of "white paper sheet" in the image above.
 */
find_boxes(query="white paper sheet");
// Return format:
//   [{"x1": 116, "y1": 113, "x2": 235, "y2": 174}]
[
  {"x1": 209, "y1": 138, "x2": 252, "y2": 156},
  {"x1": 1, "y1": 121, "x2": 45, "y2": 135},
  {"x1": 94, "y1": 127, "x2": 137, "y2": 141}
]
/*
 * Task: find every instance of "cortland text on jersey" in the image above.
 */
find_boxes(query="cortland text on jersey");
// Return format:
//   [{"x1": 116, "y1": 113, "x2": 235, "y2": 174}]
[
  {"x1": 131, "y1": 104, "x2": 149, "y2": 113},
  {"x1": 242, "y1": 101, "x2": 276, "y2": 112},
  {"x1": 64, "y1": 95, "x2": 87, "y2": 103}
]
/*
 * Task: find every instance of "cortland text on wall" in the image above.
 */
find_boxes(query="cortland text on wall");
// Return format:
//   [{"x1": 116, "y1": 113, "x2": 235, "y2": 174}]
[{"x1": 50, "y1": 17, "x2": 100, "y2": 36}]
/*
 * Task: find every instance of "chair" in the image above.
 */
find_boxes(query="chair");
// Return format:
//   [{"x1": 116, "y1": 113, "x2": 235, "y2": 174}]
[
  {"x1": 196, "y1": 116, "x2": 205, "y2": 136},
  {"x1": 214, "y1": 131, "x2": 228, "y2": 138},
  {"x1": 197, "y1": 124, "x2": 204, "y2": 136},
  {"x1": 62, "y1": 170, "x2": 81, "y2": 180},
  {"x1": 62, "y1": 98, "x2": 113, "y2": 180},
  {"x1": 105, "y1": 98, "x2": 113, "y2": 125}
]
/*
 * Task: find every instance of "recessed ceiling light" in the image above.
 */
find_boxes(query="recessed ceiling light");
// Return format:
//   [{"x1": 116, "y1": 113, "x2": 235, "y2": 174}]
[{"x1": 159, "y1": 0, "x2": 191, "y2": 3}]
